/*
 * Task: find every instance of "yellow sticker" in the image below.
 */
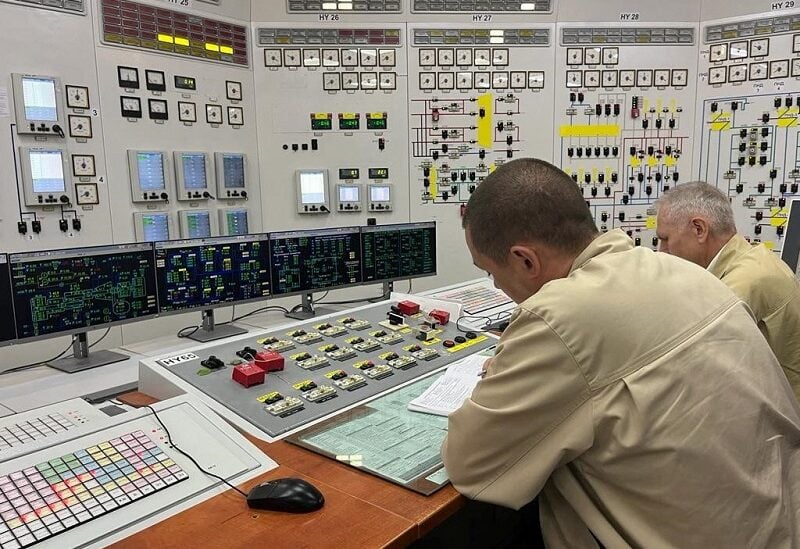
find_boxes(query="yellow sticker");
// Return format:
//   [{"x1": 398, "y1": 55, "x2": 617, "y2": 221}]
[
  {"x1": 771, "y1": 207, "x2": 789, "y2": 227},
  {"x1": 559, "y1": 124, "x2": 621, "y2": 138},
  {"x1": 446, "y1": 334, "x2": 489, "y2": 353},
  {"x1": 476, "y1": 93, "x2": 494, "y2": 149},
  {"x1": 646, "y1": 216, "x2": 657, "y2": 230}
]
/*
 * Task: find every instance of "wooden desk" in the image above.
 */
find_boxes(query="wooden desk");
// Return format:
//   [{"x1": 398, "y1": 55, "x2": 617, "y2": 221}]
[{"x1": 110, "y1": 392, "x2": 464, "y2": 549}]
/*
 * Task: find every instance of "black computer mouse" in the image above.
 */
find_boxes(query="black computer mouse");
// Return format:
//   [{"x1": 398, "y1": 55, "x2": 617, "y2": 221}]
[{"x1": 246, "y1": 477, "x2": 324, "y2": 513}]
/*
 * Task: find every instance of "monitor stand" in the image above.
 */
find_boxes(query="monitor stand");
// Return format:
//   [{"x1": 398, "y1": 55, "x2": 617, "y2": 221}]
[
  {"x1": 188, "y1": 309, "x2": 247, "y2": 343},
  {"x1": 382, "y1": 281, "x2": 394, "y2": 299},
  {"x1": 48, "y1": 332, "x2": 128, "y2": 374},
  {"x1": 285, "y1": 292, "x2": 334, "y2": 320}
]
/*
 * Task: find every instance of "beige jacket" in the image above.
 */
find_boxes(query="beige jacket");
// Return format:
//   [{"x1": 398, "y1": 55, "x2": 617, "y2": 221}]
[
  {"x1": 443, "y1": 230, "x2": 800, "y2": 548},
  {"x1": 708, "y1": 233, "x2": 800, "y2": 401}
]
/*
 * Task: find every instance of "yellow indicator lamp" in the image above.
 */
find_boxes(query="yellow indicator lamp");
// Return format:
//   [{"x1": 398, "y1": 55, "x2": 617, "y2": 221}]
[{"x1": 157, "y1": 34, "x2": 174, "y2": 43}]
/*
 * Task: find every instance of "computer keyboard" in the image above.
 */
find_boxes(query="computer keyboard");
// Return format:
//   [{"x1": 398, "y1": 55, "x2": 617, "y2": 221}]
[
  {"x1": 436, "y1": 282, "x2": 513, "y2": 315},
  {"x1": 0, "y1": 430, "x2": 187, "y2": 549}
]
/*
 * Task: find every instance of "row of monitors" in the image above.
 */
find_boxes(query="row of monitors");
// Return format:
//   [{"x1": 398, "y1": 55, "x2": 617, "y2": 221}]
[{"x1": 0, "y1": 222, "x2": 437, "y2": 345}]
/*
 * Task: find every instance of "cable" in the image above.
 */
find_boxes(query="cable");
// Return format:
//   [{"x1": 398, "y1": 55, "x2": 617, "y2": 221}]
[
  {"x1": 0, "y1": 341, "x2": 74, "y2": 376},
  {"x1": 89, "y1": 328, "x2": 111, "y2": 349},
  {"x1": 142, "y1": 405, "x2": 248, "y2": 499},
  {"x1": 232, "y1": 305, "x2": 290, "y2": 322},
  {"x1": 455, "y1": 310, "x2": 513, "y2": 334},
  {"x1": 177, "y1": 325, "x2": 200, "y2": 338}
]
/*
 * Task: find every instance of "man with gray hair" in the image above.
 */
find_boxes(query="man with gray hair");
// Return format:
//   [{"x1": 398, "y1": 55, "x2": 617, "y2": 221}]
[
  {"x1": 443, "y1": 158, "x2": 800, "y2": 548},
  {"x1": 655, "y1": 181, "x2": 800, "y2": 401}
]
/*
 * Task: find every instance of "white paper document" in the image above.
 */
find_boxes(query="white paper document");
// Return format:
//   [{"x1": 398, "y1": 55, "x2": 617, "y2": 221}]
[{"x1": 407, "y1": 351, "x2": 492, "y2": 416}]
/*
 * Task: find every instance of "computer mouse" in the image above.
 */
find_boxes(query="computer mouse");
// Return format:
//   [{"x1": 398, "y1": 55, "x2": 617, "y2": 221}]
[{"x1": 246, "y1": 477, "x2": 324, "y2": 513}]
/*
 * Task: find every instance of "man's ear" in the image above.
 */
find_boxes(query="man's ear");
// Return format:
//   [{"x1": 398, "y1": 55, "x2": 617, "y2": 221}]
[
  {"x1": 689, "y1": 217, "x2": 710, "y2": 243},
  {"x1": 508, "y1": 245, "x2": 541, "y2": 278}
]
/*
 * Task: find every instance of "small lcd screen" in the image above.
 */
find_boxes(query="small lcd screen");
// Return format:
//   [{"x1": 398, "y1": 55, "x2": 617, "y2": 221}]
[
  {"x1": 137, "y1": 153, "x2": 166, "y2": 191},
  {"x1": 181, "y1": 153, "x2": 208, "y2": 190},
  {"x1": 300, "y1": 171, "x2": 326, "y2": 204},
  {"x1": 22, "y1": 77, "x2": 57, "y2": 121},
  {"x1": 174, "y1": 75, "x2": 197, "y2": 90},
  {"x1": 183, "y1": 211, "x2": 212, "y2": 239},
  {"x1": 222, "y1": 154, "x2": 245, "y2": 189},
  {"x1": 370, "y1": 186, "x2": 391, "y2": 202},
  {"x1": 29, "y1": 151, "x2": 65, "y2": 193},
  {"x1": 339, "y1": 186, "x2": 360, "y2": 202},
  {"x1": 224, "y1": 209, "x2": 249, "y2": 235},
  {"x1": 339, "y1": 168, "x2": 360, "y2": 180},
  {"x1": 369, "y1": 168, "x2": 389, "y2": 179},
  {"x1": 140, "y1": 213, "x2": 170, "y2": 242}
]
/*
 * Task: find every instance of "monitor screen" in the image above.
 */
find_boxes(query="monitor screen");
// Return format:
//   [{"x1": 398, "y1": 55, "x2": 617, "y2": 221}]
[
  {"x1": 180, "y1": 153, "x2": 208, "y2": 190},
  {"x1": 137, "y1": 152, "x2": 166, "y2": 191},
  {"x1": 22, "y1": 77, "x2": 57, "y2": 121},
  {"x1": 270, "y1": 227, "x2": 362, "y2": 295},
  {"x1": 155, "y1": 235, "x2": 271, "y2": 312},
  {"x1": 0, "y1": 255, "x2": 16, "y2": 345},
  {"x1": 222, "y1": 209, "x2": 249, "y2": 235},
  {"x1": 361, "y1": 222, "x2": 437, "y2": 283},
  {"x1": 222, "y1": 154, "x2": 245, "y2": 189},
  {"x1": 299, "y1": 171, "x2": 326, "y2": 204},
  {"x1": 140, "y1": 213, "x2": 171, "y2": 242},
  {"x1": 29, "y1": 150, "x2": 66, "y2": 194},
  {"x1": 10, "y1": 244, "x2": 158, "y2": 340},
  {"x1": 182, "y1": 211, "x2": 212, "y2": 239},
  {"x1": 339, "y1": 185, "x2": 360, "y2": 202},
  {"x1": 370, "y1": 185, "x2": 391, "y2": 202},
  {"x1": 781, "y1": 199, "x2": 800, "y2": 275}
]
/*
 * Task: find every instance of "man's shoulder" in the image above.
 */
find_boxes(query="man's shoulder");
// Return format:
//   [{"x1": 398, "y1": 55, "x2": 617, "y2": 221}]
[{"x1": 720, "y1": 242, "x2": 799, "y2": 311}]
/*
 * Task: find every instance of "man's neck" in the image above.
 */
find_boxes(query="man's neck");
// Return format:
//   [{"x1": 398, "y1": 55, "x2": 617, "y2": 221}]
[{"x1": 701, "y1": 233, "x2": 735, "y2": 269}]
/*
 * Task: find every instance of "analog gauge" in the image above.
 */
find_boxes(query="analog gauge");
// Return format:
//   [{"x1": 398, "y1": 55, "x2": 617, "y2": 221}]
[
  {"x1": 566, "y1": 70, "x2": 582, "y2": 88},
  {"x1": 602, "y1": 47, "x2": 619, "y2": 65},
  {"x1": 178, "y1": 101, "x2": 197, "y2": 122},
  {"x1": 379, "y1": 72, "x2": 396, "y2": 90},
  {"x1": 360, "y1": 72, "x2": 378, "y2": 90},
  {"x1": 378, "y1": 49, "x2": 395, "y2": 67},
  {"x1": 729, "y1": 64, "x2": 747, "y2": 82},
  {"x1": 145, "y1": 69, "x2": 166, "y2": 92},
  {"x1": 792, "y1": 58, "x2": 800, "y2": 77},
  {"x1": 68, "y1": 115, "x2": 92, "y2": 138},
  {"x1": 206, "y1": 103, "x2": 223, "y2": 124},
  {"x1": 510, "y1": 71, "x2": 526, "y2": 89},
  {"x1": 456, "y1": 48, "x2": 472, "y2": 66},
  {"x1": 750, "y1": 38, "x2": 769, "y2": 58},
  {"x1": 492, "y1": 71, "x2": 508, "y2": 89},
  {"x1": 749, "y1": 62, "x2": 768, "y2": 80},
  {"x1": 710, "y1": 43, "x2": 728, "y2": 63},
  {"x1": 619, "y1": 70, "x2": 635, "y2": 87},
  {"x1": 708, "y1": 66, "x2": 727, "y2": 85},
  {"x1": 769, "y1": 59, "x2": 789, "y2": 79},
  {"x1": 120, "y1": 96, "x2": 141, "y2": 118},
  {"x1": 341, "y1": 49, "x2": 359, "y2": 67},
  {"x1": 654, "y1": 69, "x2": 670, "y2": 87},
  {"x1": 474, "y1": 72, "x2": 491, "y2": 89},
  {"x1": 456, "y1": 71, "x2": 473, "y2": 90},
  {"x1": 474, "y1": 48, "x2": 491, "y2": 66},
  {"x1": 492, "y1": 48, "x2": 509, "y2": 66},
  {"x1": 283, "y1": 49, "x2": 301, "y2": 67},
  {"x1": 602, "y1": 70, "x2": 618, "y2": 88},
  {"x1": 437, "y1": 72, "x2": 454, "y2": 90},
  {"x1": 117, "y1": 66, "x2": 139, "y2": 88},
  {"x1": 359, "y1": 49, "x2": 377, "y2": 67},
  {"x1": 419, "y1": 72, "x2": 436, "y2": 90},
  {"x1": 227, "y1": 106, "x2": 244, "y2": 126},
  {"x1": 226, "y1": 80, "x2": 242, "y2": 101},
  {"x1": 566, "y1": 48, "x2": 583, "y2": 65},
  {"x1": 71, "y1": 154, "x2": 95, "y2": 177},
  {"x1": 322, "y1": 49, "x2": 340, "y2": 67},
  {"x1": 342, "y1": 72, "x2": 359, "y2": 90},
  {"x1": 636, "y1": 69, "x2": 653, "y2": 88},
  {"x1": 75, "y1": 183, "x2": 99, "y2": 205},
  {"x1": 303, "y1": 49, "x2": 321, "y2": 67},
  {"x1": 264, "y1": 49, "x2": 282, "y2": 67},
  {"x1": 671, "y1": 69, "x2": 689, "y2": 87},
  {"x1": 730, "y1": 41, "x2": 748, "y2": 59},
  {"x1": 584, "y1": 70, "x2": 600, "y2": 88},
  {"x1": 419, "y1": 48, "x2": 435, "y2": 67},
  {"x1": 65, "y1": 85, "x2": 89, "y2": 109},
  {"x1": 323, "y1": 73, "x2": 341, "y2": 91},
  {"x1": 148, "y1": 99, "x2": 168, "y2": 120},
  {"x1": 584, "y1": 47, "x2": 601, "y2": 65},
  {"x1": 528, "y1": 71, "x2": 544, "y2": 89},
  {"x1": 438, "y1": 48, "x2": 455, "y2": 66}
]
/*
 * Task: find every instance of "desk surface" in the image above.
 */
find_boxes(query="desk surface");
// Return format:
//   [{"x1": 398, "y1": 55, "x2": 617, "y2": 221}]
[{"x1": 110, "y1": 392, "x2": 464, "y2": 549}]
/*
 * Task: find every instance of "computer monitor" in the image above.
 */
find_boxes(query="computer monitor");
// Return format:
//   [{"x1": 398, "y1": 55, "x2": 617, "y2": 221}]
[
  {"x1": 154, "y1": 235, "x2": 271, "y2": 341},
  {"x1": 9, "y1": 243, "x2": 159, "y2": 372},
  {"x1": 361, "y1": 222, "x2": 437, "y2": 288},
  {"x1": 270, "y1": 226, "x2": 362, "y2": 317},
  {"x1": 781, "y1": 199, "x2": 800, "y2": 275},
  {"x1": 0, "y1": 255, "x2": 16, "y2": 346}
]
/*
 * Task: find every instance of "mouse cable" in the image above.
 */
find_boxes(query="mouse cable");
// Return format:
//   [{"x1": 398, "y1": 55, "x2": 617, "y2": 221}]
[
  {"x1": 142, "y1": 404, "x2": 248, "y2": 498},
  {"x1": 455, "y1": 310, "x2": 512, "y2": 334}
]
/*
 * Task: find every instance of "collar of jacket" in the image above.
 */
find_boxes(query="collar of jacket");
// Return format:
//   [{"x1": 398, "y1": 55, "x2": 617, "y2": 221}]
[{"x1": 707, "y1": 233, "x2": 749, "y2": 279}]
